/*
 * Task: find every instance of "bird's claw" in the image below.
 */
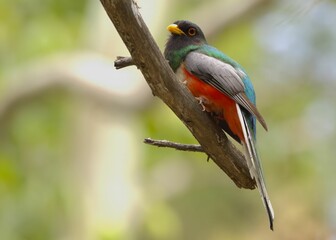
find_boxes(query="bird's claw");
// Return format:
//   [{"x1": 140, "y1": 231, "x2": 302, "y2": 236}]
[{"x1": 195, "y1": 97, "x2": 207, "y2": 111}]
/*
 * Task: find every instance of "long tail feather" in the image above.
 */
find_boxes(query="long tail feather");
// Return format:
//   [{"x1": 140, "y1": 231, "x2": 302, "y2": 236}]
[{"x1": 236, "y1": 104, "x2": 275, "y2": 230}]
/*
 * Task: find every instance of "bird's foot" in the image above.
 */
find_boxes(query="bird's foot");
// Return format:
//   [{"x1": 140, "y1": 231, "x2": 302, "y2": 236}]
[{"x1": 195, "y1": 97, "x2": 207, "y2": 111}]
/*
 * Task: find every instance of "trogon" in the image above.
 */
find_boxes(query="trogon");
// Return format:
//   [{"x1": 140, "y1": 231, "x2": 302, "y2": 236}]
[{"x1": 164, "y1": 20, "x2": 274, "y2": 230}]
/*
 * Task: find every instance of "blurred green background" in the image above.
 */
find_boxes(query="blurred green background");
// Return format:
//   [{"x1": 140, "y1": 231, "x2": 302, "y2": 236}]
[{"x1": 1, "y1": 0, "x2": 336, "y2": 239}]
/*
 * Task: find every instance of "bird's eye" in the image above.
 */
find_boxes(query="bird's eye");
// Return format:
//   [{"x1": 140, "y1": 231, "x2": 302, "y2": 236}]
[{"x1": 188, "y1": 27, "x2": 196, "y2": 36}]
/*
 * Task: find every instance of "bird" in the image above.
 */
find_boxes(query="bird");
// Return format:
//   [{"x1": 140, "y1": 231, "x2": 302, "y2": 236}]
[{"x1": 164, "y1": 20, "x2": 274, "y2": 230}]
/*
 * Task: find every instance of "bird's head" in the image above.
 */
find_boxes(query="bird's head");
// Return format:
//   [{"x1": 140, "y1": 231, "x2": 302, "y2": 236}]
[{"x1": 165, "y1": 20, "x2": 207, "y2": 53}]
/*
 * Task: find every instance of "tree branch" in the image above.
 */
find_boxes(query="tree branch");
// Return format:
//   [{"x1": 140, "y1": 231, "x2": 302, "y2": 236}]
[
  {"x1": 114, "y1": 56, "x2": 134, "y2": 69},
  {"x1": 99, "y1": 0, "x2": 255, "y2": 189},
  {"x1": 144, "y1": 138, "x2": 204, "y2": 152}
]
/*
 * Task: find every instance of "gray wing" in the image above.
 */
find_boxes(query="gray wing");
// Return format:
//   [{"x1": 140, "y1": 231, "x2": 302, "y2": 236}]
[{"x1": 184, "y1": 51, "x2": 267, "y2": 131}]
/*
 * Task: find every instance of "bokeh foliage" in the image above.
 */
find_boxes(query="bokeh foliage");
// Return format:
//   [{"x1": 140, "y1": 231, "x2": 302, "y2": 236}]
[{"x1": 1, "y1": 0, "x2": 335, "y2": 239}]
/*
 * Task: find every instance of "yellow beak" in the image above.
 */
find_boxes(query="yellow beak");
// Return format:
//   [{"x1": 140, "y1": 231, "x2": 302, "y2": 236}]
[{"x1": 167, "y1": 24, "x2": 185, "y2": 35}]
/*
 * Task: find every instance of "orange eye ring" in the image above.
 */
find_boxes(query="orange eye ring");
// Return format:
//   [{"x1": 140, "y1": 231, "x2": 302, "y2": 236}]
[{"x1": 188, "y1": 27, "x2": 196, "y2": 36}]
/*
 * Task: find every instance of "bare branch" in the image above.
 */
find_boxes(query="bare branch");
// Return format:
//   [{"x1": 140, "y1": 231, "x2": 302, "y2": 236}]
[
  {"x1": 114, "y1": 56, "x2": 134, "y2": 69},
  {"x1": 99, "y1": 0, "x2": 255, "y2": 189},
  {"x1": 144, "y1": 138, "x2": 204, "y2": 152}
]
